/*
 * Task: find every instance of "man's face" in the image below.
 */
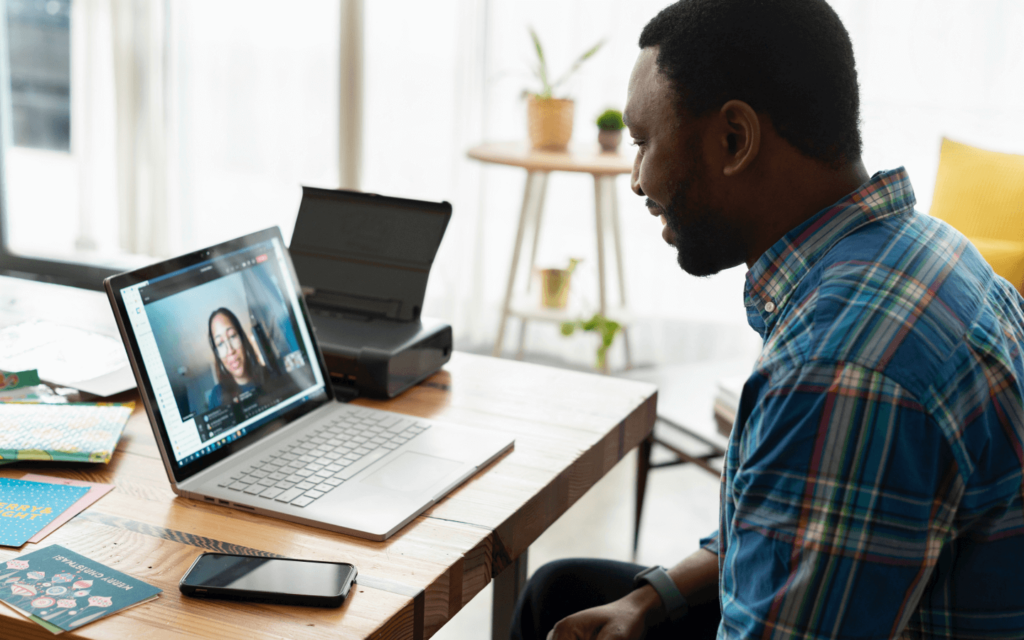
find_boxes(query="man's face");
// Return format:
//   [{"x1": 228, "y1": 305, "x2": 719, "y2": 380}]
[{"x1": 624, "y1": 47, "x2": 746, "y2": 277}]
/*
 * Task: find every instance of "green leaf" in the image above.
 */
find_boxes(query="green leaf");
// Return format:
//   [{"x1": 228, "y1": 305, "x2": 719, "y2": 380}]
[
  {"x1": 529, "y1": 26, "x2": 551, "y2": 97},
  {"x1": 560, "y1": 322, "x2": 577, "y2": 336},
  {"x1": 550, "y1": 38, "x2": 606, "y2": 92}
]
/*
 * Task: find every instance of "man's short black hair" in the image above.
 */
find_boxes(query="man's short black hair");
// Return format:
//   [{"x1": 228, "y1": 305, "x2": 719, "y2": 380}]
[{"x1": 639, "y1": 0, "x2": 862, "y2": 167}]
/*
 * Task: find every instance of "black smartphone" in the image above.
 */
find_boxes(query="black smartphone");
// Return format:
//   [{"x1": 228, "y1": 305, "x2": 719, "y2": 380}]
[{"x1": 179, "y1": 553, "x2": 357, "y2": 607}]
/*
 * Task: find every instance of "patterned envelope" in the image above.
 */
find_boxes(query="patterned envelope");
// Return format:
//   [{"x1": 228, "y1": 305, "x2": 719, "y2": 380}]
[{"x1": 0, "y1": 403, "x2": 133, "y2": 464}]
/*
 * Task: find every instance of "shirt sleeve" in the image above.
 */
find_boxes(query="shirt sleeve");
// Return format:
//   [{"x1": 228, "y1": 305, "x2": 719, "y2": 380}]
[
  {"x1": 719, "y1": 361, "x2": 962, "y2": 639},
  {"x1": 699, "y1": 529, "x2": 720, "y2": 555}
]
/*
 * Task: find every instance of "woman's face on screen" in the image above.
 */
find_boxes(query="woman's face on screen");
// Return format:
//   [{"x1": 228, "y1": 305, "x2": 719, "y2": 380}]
[{"x1": 211, "y1": 312, "x2": 249, "y2": 383}]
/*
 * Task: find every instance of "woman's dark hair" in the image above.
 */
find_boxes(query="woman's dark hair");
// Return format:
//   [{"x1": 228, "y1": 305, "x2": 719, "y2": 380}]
[
  {"x1": 639, "y1": 0, "x2": 862, "y2": 168},
  {"x1": 208, "y1": 307, "x2": 265, "y2": 400}
]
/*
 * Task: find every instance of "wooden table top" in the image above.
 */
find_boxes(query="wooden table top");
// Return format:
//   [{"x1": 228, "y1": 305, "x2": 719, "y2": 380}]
[
  {"x1": 467, "y1": 141, "x2": 634, "y2": 176},
  {"x1": 0, "y1": 352, "x2": 657, "y2": 639}
]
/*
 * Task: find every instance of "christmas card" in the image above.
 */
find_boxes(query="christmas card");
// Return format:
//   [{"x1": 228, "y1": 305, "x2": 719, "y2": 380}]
[{"x1": 0, "y1": 545, "x2": 161, "y2": 634}]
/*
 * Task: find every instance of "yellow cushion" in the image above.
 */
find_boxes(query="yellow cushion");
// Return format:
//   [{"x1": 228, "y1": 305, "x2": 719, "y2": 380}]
[
  {"x1": 968, "y1": 237, "x2": 1024, "y2": 294},
  {"x1": 930, "y1": 138, "x2": 1024, "y2": 240}
]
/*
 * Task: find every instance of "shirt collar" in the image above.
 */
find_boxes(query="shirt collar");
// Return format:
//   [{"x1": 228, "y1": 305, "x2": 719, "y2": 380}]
[{"x1": 743, "y1": 167, "x2": 917, "y2": 337}]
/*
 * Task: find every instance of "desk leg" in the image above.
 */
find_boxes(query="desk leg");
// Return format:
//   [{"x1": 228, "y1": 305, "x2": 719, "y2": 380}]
[
  {"x1": 492, "y1": 549, "x2": 529, "y2": 640},
  {"x1": 495, "y1": 171, "x2": 544, "y2": 357}
]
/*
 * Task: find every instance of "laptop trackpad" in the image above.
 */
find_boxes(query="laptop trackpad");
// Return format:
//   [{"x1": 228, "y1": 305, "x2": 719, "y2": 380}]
[{"x1": 360, "y1": 452, "x2": 462, "y2": 494}]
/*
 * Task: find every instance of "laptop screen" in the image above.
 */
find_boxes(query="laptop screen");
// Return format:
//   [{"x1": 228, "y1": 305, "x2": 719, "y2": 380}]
[{"x1": 116, "y1": 234, "x2": 326, "y2": 470}]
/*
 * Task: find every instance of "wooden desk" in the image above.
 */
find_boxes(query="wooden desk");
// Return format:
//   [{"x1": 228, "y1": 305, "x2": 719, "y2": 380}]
[
  {"x1": 0, "y1": 351, "x2": 657, "y2": 639},
  {"x1": 467, "y1": 142, "x2": 635, "y2": 372}
]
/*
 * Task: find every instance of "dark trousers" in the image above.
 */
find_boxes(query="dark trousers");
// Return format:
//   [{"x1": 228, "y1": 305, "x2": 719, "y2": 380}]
[{"x1": 510, "y1": 559, "x2": 721, "y2": 640}]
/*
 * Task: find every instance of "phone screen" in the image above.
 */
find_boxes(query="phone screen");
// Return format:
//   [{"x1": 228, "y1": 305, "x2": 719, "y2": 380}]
[{"x1": 182, "y1": 554, "x2": 355, "y2": 598}]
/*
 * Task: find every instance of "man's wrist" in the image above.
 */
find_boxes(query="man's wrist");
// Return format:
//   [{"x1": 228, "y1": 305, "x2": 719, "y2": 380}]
[
  {"x1": 623, "y1": 582, "x2": 667, "y2": 627},
  {"x1": 633, "y1": 565, "x2": 689, "y2": 623}
]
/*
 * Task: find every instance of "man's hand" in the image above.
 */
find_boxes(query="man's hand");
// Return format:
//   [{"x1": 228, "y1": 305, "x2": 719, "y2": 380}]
[
  {"x1": 546, "y1": 597, "x2": 648, "y2": 640},
  {"x1": 546, "y1": 549, "x2": 719, "y2": 640}
]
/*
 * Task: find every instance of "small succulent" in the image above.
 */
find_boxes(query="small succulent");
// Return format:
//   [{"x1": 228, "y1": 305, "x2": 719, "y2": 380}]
[
  {"x1": 561, "y1": 313, "x2": 622, "y2": 370},
  {"x1": 596, "y1": 109, "x2": 624, "y2": 131}
]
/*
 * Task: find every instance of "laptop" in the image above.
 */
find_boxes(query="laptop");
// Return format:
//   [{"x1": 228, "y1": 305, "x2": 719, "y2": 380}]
[{"x1": 104, "y1": 227, "x2": 514, "y2": 541}]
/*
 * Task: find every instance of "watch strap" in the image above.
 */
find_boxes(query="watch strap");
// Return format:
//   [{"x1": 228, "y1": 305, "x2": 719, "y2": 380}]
[{"x1": 633, "y1": 565, "x2": 689, "y2": 622}]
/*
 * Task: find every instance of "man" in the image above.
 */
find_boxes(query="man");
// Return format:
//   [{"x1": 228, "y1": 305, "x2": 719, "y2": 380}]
[{"x1": 510, "y1": 1, "x2": 1024, "y2": 639}]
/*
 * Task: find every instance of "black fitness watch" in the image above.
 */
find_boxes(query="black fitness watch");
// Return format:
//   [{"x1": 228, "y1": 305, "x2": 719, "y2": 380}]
[{"x1": 633, "y1": 565, "x2": 689, "y2": 623}]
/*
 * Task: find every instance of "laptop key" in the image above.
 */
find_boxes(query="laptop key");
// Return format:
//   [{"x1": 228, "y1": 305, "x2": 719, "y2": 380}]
[
  {"x1": 296, "y1": 481, "x2": 315, "y2": 490},
  {"x1": 292, "y1": 496, "x2": 315, "y2": 507},
  {"x1": 227, "y1": 481, "x2": 249, "y2": 491},
  {"x1": 304, "y1": 490, "x2": 324, "y2": 500},
  {"x1": 257, "y1": 478, "x2": 276, "y2": 487},
  {"x1": 275, "y1": 480, "x2": 295, "y2": 489},
  {"x1": 325, "y1": 478, "x2": 343, "y2": 487},
  {"x1": 259, "y1": 486, "x2": 285, "y2": 499},
  {"x1": 339, "y1": 448, "x2": 390, "y2": 480},
  {"x1": 383, "y1": 442, "x2": 399, "y2": 450},
  {"x1": 316, "y1": 482, "x2": 335, "y2": 492},
  {"x1": 243, "y1": 485, "x2": 264, "y2": 495},
  {"x1": 269, "y1": 472, "x2": 287, "y2": 481},
  {"x1": 275, "y1": 487, "x2": 304, "y2": 503}
]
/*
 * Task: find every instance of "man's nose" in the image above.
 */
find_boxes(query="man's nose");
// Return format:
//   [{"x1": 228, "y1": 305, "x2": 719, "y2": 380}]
[{"x1": 630, "y1": 156, "x2": 644, "y2": 197}]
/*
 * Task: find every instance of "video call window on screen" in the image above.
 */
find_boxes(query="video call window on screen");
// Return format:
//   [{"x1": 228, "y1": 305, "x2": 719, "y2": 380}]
[{"x1": 140, "y1": 246, "x2": 317, "y2": 445}]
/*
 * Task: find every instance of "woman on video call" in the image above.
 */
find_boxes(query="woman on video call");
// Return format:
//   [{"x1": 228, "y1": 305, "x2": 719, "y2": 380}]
[{"x1": 207, "y1": 307, "x2": 267, "y2": 407}]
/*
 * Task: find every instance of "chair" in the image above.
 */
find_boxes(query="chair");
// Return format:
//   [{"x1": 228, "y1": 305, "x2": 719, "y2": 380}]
[{"x1": 929, "y1": 138, "x2": 1024, "y2": 294}]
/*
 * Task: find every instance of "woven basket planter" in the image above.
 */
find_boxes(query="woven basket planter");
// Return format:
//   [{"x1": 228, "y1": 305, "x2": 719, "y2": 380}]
[{"x1": 527, "y1": 96, "x2": 574, "y2": 151}]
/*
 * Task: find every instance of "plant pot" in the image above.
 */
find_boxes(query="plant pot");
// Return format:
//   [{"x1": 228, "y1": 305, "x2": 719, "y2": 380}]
[
  {"x1": 598, "y1": 129, "x2": 622, "y2": 152},
  {"x1": 527, "y1": 96, "x2": 574, "y2": 151},
  {"x1": 540, "y1": 268, "x2": 572, "y2": 309}
]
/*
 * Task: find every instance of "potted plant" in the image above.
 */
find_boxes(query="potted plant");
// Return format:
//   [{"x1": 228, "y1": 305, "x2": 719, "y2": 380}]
[
  {"x1": 560, "y1": 313, "x2": 621, "y2": 371},
  {"x1": 596, "y1": 109, "x2": 624, "y2": 152},
  {"x1": 539, "y1": 258, "x2": 580, "y2": 309},
  {"x1": 526, "y1": 27, "x2": 604, "y2": 151}
]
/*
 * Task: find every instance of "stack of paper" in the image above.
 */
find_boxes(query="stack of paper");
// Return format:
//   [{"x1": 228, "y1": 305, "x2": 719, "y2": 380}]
[
  {"x1": 0, "y1": 402, "x2": 133, "y2": 465},
  {"x1": 0, "y1": 477, "x2": 114, "y2": 548},
  {"x1": 0, "y1": 544, "x2": 161, "y2": 634}
]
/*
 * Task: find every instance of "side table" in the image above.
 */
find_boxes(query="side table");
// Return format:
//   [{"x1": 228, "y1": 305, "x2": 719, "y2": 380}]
[{"x1": 467, "y1": 141, "x2": 634, "y2": 372}]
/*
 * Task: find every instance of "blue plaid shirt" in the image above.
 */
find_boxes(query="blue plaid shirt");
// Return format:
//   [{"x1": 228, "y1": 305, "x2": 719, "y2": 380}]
[{"x1": 701, "y1": 168, "x2": 1024, "y2": 639}]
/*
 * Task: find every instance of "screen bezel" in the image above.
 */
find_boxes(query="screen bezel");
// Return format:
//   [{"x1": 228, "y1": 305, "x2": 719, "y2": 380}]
[
  {"x1": 105, "y1": 227, "x2": 336, "y2": 484},
  {"x1": 179, "y1": 553, "x2": 357, "y2": 605}
]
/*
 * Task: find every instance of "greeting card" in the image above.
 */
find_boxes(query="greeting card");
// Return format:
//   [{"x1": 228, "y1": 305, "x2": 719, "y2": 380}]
[{"x1": 0, "y1": 545, "x2": 161, "y2": 634}]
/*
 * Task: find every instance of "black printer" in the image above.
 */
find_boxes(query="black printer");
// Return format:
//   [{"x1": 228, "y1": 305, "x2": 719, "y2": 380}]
[{"x1": 289, "y1": 187, "x2": 453, "y2": 399}]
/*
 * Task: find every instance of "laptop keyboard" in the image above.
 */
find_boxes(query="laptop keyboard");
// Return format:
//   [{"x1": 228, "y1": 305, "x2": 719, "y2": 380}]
[{"x1": 217, "y1": 408, "x2": 430, "y2": 508}]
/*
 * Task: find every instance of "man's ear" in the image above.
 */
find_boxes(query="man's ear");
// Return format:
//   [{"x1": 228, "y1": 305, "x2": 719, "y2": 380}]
[{"x1": 719, "y1": 100, "x2": 760, "y2": 177}]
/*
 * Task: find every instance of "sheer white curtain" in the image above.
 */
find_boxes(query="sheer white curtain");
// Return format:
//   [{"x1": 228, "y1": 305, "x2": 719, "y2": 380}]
[
  {"x1": 361, "y1": 0, "x2": 1024, "y2": 371},
  {"x1": 67, "y1": 0, "x2": 347, "y2": 261}
]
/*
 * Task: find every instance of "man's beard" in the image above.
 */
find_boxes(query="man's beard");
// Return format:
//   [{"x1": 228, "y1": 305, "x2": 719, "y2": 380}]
[{"x1": 648, "y1": 167, "x2": 746, "y2": 278}]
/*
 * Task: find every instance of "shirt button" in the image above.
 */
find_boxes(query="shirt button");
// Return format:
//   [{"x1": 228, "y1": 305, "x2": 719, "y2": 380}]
[{"x1": 764, "y1": 301, "x2": 776, "y2": 313}]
